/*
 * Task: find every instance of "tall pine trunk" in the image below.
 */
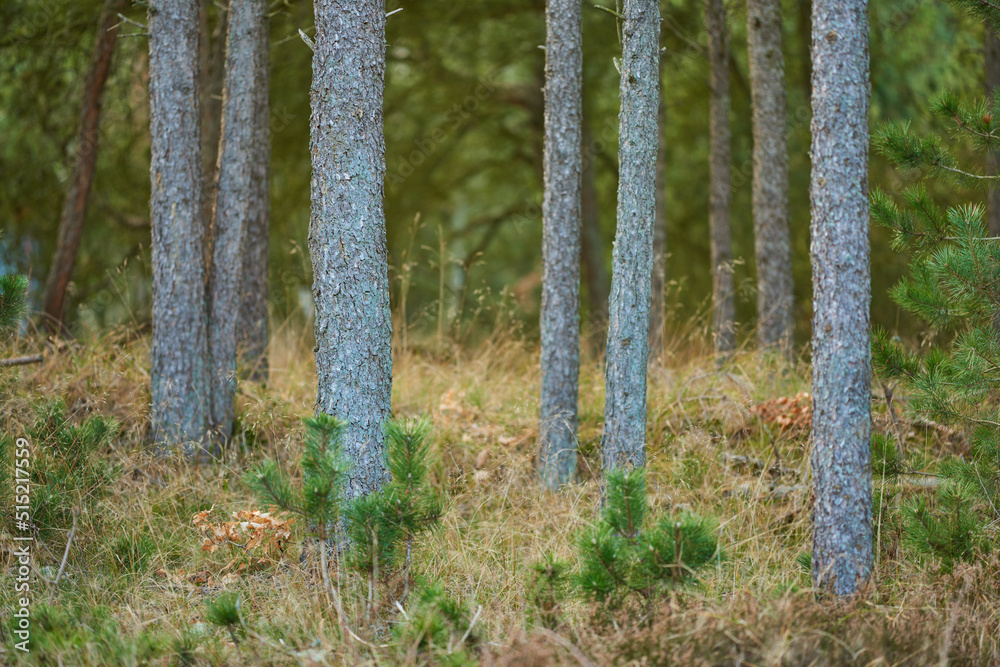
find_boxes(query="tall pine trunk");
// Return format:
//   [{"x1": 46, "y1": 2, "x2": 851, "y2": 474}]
[
  {"x1": 601, "y1": 0, "x2": 660, "y2": 474},
  {"x1": 810, "y1": 0, "x2": 872, "y2": 597},
  {"x1": 539, "y1": 0, "x2": 583, "y2": 490},
  {"x1": 986, "y1": 25, "x2": 1000, "y2": 237},
  {"x1": 41, "y1": 0, "x2": 128, "y2": 331},
  {"x1": 309, "y1": 0, "x2": 392, "y2": 499},
  {"x1": 208, "y1": 0, "x2": 269, "y2": 442},
  {"x1": 747, "y1": 0, "x2": 794, "y2": 352},
  {"x1": 649, "y1": 55, "x2": 668, "y2": 360},
  {"x1": 238, "y1": 12, "x2": 271, "y2": 384},
  {"x1": 148, "y1": 0, "x2": 210, "y2": 453},
  {"x1": 707, "y1": 0, "x2": 735, "y2": 354}
]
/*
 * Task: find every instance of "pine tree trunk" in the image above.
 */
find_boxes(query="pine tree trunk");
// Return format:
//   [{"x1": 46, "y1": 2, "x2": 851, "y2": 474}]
[
  {"x1": 41, "y1": 0, "x2": 128, "y2": 331},
  {"x1": 148, "y1": 0, "x2": 210, "y2": 453},
  {"x1": 581, "y1": 117, "x2": 610, "y2": 339},
  {"x1": 208, "y1": 0, "x2": 268, "y2": 442},
  {"x1": 310, "y1": 0, "x2": 392, "y2": 499},
  {"x1": 649, "y1": 55, "x2": 668, "y2": 360},
  {"x1": 747, "y1": 0, "x2": 794, "y2": 353},
  {"x1": 539, "y1": 0, "x2": 583, "y2": 490},
  {"x1": 707, "y1": 0, "x2": 736, "y2": 354},
  {"x1": 986, "y1": 25, "x2": 1000, "y2": 238},
  {"x1": 200, "y1": 3, "x2": 226, "y2": 235},
  {"x1": 238, "y1": 10, "x2": 271, "y2": 383},
  {"x1": 602, "y1": 0, "x2": 660, "y2": 474},
  {"x1": 810, "y1": 0, "x2": 873, "y2": 597}
]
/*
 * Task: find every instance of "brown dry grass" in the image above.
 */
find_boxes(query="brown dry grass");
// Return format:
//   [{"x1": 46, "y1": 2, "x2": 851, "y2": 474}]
[{"x1": 0, "y1": 324, "x2": 998, "y2": 666}]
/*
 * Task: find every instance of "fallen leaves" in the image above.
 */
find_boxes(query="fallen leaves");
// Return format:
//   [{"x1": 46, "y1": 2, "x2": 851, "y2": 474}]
[
  {"x1": 192, "y1": 508, "x2": 294, "y2": 576},
  {"x1": 750, "y1": 392, "x2": 812, "y2": 431}
]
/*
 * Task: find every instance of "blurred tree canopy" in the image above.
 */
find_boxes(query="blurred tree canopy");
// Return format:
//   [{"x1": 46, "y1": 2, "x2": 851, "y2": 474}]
[{"x1": 0, "y1": 0, "x2": 987, "y2": 347}]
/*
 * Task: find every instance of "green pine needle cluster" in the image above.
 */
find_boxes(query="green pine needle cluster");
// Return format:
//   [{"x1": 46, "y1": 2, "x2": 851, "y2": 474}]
[
  {"x1": 394, "y1": 581, "x2": 478, "y2": 664},
  {"x1": 0, "y1": 400, "x2": 121, "y2": 541},
  {"x1": 0, "y1": 273, "x2": 27, "y2": 333},
  {"x1": 872, "y1": 75, "x2": 1000, "y2": 568},
  {"x1": 573, "y1": 468, "x2": 719, "y2": 609}
]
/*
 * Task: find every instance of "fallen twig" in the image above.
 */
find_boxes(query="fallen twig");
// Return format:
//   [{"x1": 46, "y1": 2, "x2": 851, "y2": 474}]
[{"x1": 0, "y1": 354, "x2": 43, "y2": 368}]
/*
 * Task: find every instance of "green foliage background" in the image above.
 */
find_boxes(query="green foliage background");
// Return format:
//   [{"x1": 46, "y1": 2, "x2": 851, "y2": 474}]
[{"x1": 0, "y1": 0, "x2": 987, "y2": 344}]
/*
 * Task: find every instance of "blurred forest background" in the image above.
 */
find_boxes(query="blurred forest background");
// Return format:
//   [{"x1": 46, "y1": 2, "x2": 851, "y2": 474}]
[{"x1": 0, "y1": 0, "x2": 984, "y2": 346}]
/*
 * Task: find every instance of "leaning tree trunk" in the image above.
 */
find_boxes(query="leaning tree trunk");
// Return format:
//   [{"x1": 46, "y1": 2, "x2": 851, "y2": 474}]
[
  {"x1": 707, "y1": 0, "x2": 735, "y2": 354},
  {"x1": 810, "y1": 0, "x2": 873, "y2": 597},
  {"x1": 148, "y1": 0, "x2": 210, "y2": 453},
  {"x1": 538, "y1": 0, "x2": 583, "y2": 490},
  {"x1": 601, "y1": 0, "x2": 660, "y2": 474},
  {"x1": 310, "y1": 0, "x2": 392, "y2": 499},
  {"x1": 649, "y1": 54, "x2": 668, "y2": 360},
  {"x1": 237, "y1": 9, "x2": 271, "y2": 384},
  {"x1": 747, "y1": 0, "x2": 794, "y2": 353},
  {"x1": 208, "y1": 0, "x2": 269, "y2": 442},
  {"x1": 41, "y1": 0, "x2": 128, "y2": 331},
  {"x1": 986, "y1": 25, "x2": 1000, "y2": 238}
]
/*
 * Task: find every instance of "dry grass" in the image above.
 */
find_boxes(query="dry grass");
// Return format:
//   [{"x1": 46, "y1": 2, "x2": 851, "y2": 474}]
[{"x1": 0, "y1": 323, "x2": 998, "y2": 666}]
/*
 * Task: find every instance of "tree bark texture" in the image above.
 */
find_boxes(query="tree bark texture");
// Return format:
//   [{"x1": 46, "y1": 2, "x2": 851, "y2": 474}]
[
  {"x1": 208, "y1": 0, "x2": 269, "y2": 441},
  {"x1": 810, "y1": 0, "x2": 873, "y2": 597},
  {"x1": 148, "y1": 0, "x2": 210, "y2": 452},
  {"x1": 237, "y1": 8, "x2": 271, "y2": 384},
  {"x1": 200, "y1": 3, "x2": 226, "y2": 239},
  {"x1": 539, "y1": 0, "x2": 583, "y2": 490},
  {"x1": 747, "y1": 0, "x2": 794, "y2": 352},
  {"x1": 309, "y1": 0, "x2": 392, "y2": 499},
  {"x1": 707, "y1": 0, "x2": 736, "y2": 354},
  {"x1": 601, "y1": 0, "x2": 659, "y2": 474},
  {"x1": 986, "y1": 25, "x2": 1000, "y2": 237},
  {"x1": 649, "y1": 55, "x2": 667, "y2": 360},
  {"x1": 41, "y1": 0, "x2": 128, "y2": 330},
  {"x1": 581, "y1": 117, "x2": 610, "y2": 336}
]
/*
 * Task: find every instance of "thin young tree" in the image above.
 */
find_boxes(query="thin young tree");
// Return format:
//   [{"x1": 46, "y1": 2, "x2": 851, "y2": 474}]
[
  {"x1": 148, "y1": 0, "x2": 210, "y2": 452},
  {"x1": 538, "y1": 0, "x2": 583, "y2": 490},
  {"x1": 707, "y1": 0, "x2": 735, "y2": 354},
  {"x1": 986, "y1": 24, "x2": 1000, "y2": 237},
  {"x1": 309, "y1": 0, "x2": 392, "y2": 499},
  {"x1": 747, "y1": 0, "x2": 794, "y2": 352},
  {"x1": 41, "y1": 0, "x2": 128, "y2": 331},
  {"x1": 602, "y1": 0, "x2": 660, "y2": 474},
  {"x1": 208, "y1": 0, "x2": 269, "y2": 441},
  {"x1": 810, "y1": 0, "x2": 872, "y2": 597}
]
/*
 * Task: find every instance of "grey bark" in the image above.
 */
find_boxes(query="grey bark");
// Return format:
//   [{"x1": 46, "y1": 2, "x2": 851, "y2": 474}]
[
  {"x1": 649, "y1": 55, "x2": 667, "y2": 360},
  {"x1": 539, "y1": 0, "x2": 583, "y2": 490},
  {"x1": 309, "y1": 0, "x2": 392, "y2": 499},
  {"x1": 42, "y1": 0, "x2": 128, "y2": 331},
  {"x1": 986, "y1": 25, "x2": 1000, "y2": 238},
  {"x1": 237, "y1": 9, "x2": 271, "y2": 384},
  {"x1": 601, "y1": 0, "x2": 660, "y2": 474},
  {"x1": 747, "y1": 0, "x2": 794, "y2": 352},
  {"x1": 208, "y1": 0, "x2": 269, "y2": 442},
  {"x1": 809, "y1": 0, "x2": 873, "y2": 597},
  {"x1": 581, "y1": 117, "x2": 610, "y2": 336},
  {"x1": 707, "y1": 0, "x2": 736, "y2": 354},
  {"x1": 148, "y1": 0, "x2": 210, "y2": 453},
  {"x1": 200, "y1": 3, "x2": 226, "y2": 238}
]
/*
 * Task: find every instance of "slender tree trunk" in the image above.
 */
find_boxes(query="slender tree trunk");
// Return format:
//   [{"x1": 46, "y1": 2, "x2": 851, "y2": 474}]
[
  {"x1": 238, "y1": 10, "x2": 271, "y2": 383},
  {"x1": 707, "y1": 0, "x2": 736, "y2": 354},
  {"x1": 200, "y1": 3, "x2": 227, "y2": 240},
  {"x1": 208, "y1": 0, "x2": 268, "y2": 442},
  {"x1": 649, "y1": 55, "x2": 667, "y2": 360},
  {"x1": 580, "y1": 117, "x2": 610, "y2": 338},
  {"x1": 747, "y1": 0, "x2": 794, "y2": 353},
  {"x1": 986, "y1": 25, "x2": 1000, "y2": 238},
  {"x1": 810, "y1": 0, "x2": 873, "y2": 597},
  {"x1": 41, "y1": 0, "x2": 128, "y2": 331},
  {"x1": 148, "y1": 0, "x2": 210, "y2": 453},
  {"x1": 601, "y1": 0, "x2": 660, "y2": 474},
  {"x1": 310, "y1": 0, "x2": 392, "y2": 499},
  {"x1": 539, "y1": 0, "x2": 583, "y2": 490}
]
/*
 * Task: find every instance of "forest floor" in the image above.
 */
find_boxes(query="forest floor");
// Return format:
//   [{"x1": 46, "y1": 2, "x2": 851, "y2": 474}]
[{"x1": 1, "y1": 324, "x2": 998, "y2": 666}]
